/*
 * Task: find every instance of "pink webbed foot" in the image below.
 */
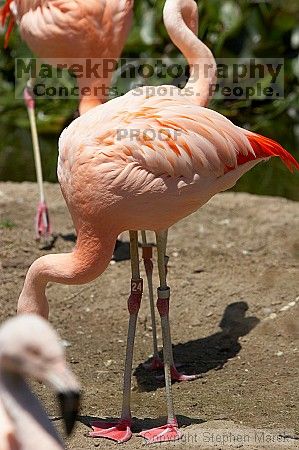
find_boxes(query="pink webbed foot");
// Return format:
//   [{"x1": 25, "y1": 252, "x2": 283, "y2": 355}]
[
  {"x1": 89, "y1": 419, "x2": 132, "y2": 443},
  {"x1": 155, "y1": 365, "x2": 201, "y2": 382},
  {"x1": 170, "y1": 365, "x2": 201, "y2": 382},
  {"x1": 143, "y1": 355, "x2": 164, "y2": 371},
  {"x1": 139, "y1": 420, "x2": 182, "y2": 444}
]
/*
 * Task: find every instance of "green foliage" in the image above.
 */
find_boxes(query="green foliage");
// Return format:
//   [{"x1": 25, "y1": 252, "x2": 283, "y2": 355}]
[{"x1": 0, "y1": 0, "x2": 298, "y2": 199}]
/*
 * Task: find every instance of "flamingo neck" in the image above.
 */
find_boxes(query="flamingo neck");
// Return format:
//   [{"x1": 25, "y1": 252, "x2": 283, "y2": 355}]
[
  {"x1": 77, "y1": 72, "x2": 114, "y2": 114},
  {"x1": 163, "y1": 0, "x2": 216, "y2": 106},
  {"x1": 18, "y1": 228, "x2": 117, "y2": 318},
  {"x1": 0, "y1": 370, "x2": 64, "y2": 448}
]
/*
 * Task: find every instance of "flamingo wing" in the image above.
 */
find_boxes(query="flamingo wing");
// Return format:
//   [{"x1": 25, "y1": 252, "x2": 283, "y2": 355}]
[
  {"x1": 58, "y1": 88, "x2": 299, "y2": 199},
  {"x1": 71, "y1": 91, "x2": 297, "y2": 174},
  {"x1": 57, "y1": 89, "x2": 299, "y2": 230}
]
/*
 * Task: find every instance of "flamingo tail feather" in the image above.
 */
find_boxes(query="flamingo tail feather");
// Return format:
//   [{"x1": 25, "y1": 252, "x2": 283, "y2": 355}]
[
  {"x1": 1, "y1": 0, "x2": 15, "y2": 48},
  {"x1": 245, "y1": 133, "x2": 299, "y2": 173}
]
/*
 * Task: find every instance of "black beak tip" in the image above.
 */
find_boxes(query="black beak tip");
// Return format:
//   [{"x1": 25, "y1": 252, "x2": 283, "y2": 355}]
[{"x1": 57, "y1": 391, "x2": 80, "y2": 436}]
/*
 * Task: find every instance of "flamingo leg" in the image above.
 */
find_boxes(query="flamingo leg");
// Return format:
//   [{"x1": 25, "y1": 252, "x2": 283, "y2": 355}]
[
  {"x1": 90, "y1": 230, "x2": 142, "y2": 443},
  {"x1": 24, "y1": 78, "x2": 51, "y2": 240},
  {"x1": 139, "y1": 230, "x2": 182, "y2": 444},
  {"x1": 163, "y1": 227, "x2": 200, "y2": 381},
  {"x1": 142, "y1": 230, "x2": 198, "y2": 381},
  {"x1": 141, "y1": 231, "x2": 164, "y2": 371}
]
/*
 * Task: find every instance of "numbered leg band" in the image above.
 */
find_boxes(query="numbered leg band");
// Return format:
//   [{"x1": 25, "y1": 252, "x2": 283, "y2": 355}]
[
  {"x1": 142, "y1": 245, "x2": 153, "y2": 259},
  {"x1": 157, "y1": 287, "x2": 170, "y2": 316},
  {"x1": 128, "y1": 278, "x2": 143, "y2": 314}
]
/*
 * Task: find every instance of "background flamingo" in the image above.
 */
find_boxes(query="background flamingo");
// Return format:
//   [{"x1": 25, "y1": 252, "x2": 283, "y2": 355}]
[
  {"x1": 0, "y1": 314, "x2": 80, "y2": 449},
  {"x1": 1, "y1": 0, "x2": 134, "y2": 239},
  {"x1": 16, "y1": 0, "x2": 299, "y2": 444}
]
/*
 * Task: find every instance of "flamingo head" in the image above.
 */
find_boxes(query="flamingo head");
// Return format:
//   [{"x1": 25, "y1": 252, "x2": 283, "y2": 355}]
[{"x1": 0, "y1": 314, "x2": 81, "y2": 435}]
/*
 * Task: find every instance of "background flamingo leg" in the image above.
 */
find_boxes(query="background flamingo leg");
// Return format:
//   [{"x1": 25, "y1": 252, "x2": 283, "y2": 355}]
[{"x1": 24, "y1": 79, "x2": 51, "y2": 240}]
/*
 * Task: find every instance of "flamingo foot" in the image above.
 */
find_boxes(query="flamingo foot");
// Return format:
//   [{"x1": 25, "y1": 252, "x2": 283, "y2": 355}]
[
  {"x1": 36, "y1": 201, "x2": 51, "y2": 239},
  {"x1": 155, "y1": 365, "x2": 201, "y2": 382},
  {"x1": 143, "y1": 355, "x2": 164, "y2": 371},
  {"x1": 89, "y1": 419, "x2": 132, "y2": 443},
  {"x1": 139, "y1": 420, "x2": 182, "y2": 444}
]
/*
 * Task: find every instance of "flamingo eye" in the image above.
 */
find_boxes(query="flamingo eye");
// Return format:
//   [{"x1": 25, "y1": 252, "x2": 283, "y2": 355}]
[{"x1": 26, "y1": 346, "x2": 41, "y2": 357}]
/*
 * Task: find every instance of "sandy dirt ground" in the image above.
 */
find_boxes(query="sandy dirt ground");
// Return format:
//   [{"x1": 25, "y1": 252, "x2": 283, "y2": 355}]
[{"x1": 0, "y1": 182, "x2": 298, "y2": 450}]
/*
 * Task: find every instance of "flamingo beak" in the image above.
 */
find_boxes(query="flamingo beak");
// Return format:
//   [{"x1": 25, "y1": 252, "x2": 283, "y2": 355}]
[
  {"x1": 57, "y1": 389, "x2": 81, "y2": 435},
  {"x1": 46, "y1": 363, "x2": 81, "y2": 435}
]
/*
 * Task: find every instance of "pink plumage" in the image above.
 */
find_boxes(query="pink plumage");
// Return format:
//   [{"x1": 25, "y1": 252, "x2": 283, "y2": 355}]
[
  {"x1": 58, "y1": 88, "x2": 298, "y2": 233},
  {"x1": 1, "y1": 0, "x2": 134, "y2": 112}
]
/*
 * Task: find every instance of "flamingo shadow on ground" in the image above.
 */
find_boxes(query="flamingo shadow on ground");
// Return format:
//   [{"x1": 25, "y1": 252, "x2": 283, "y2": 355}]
[
  {"x1": 59, "y1": 232, "x2": 77, "y2": 243},
  {"x1": 134, "y1": 301, "x2": 260, "y2": 392},
  {"x1": 38, "y1": 232, "x2": 76, "y2": 251},
  {"x1": 78, "y1": 414, "x2": 204, "y2": 434}
]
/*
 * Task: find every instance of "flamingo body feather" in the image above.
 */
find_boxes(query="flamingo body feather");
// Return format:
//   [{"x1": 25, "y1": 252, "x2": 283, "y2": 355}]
[{"x1": 58, "y1": 86, "x2": 298, "y2": 232}]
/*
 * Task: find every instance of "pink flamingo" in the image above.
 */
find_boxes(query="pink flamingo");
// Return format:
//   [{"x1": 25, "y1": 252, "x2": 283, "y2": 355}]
[
  {"x1": 0, "y1": 314, "x2": 80, "y2": 449},
  {"x1": 17, "y1": 0, "x2": 299, "y2": 444},
  {"x1": 1, "y1": 0, "x2": 134, "y2": 238}
]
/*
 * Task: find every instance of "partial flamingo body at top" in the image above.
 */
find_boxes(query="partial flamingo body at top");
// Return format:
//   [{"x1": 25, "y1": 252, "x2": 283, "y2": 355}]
[{"x1": 1, "y1": 0, "x2": 134, "y2": 112}]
